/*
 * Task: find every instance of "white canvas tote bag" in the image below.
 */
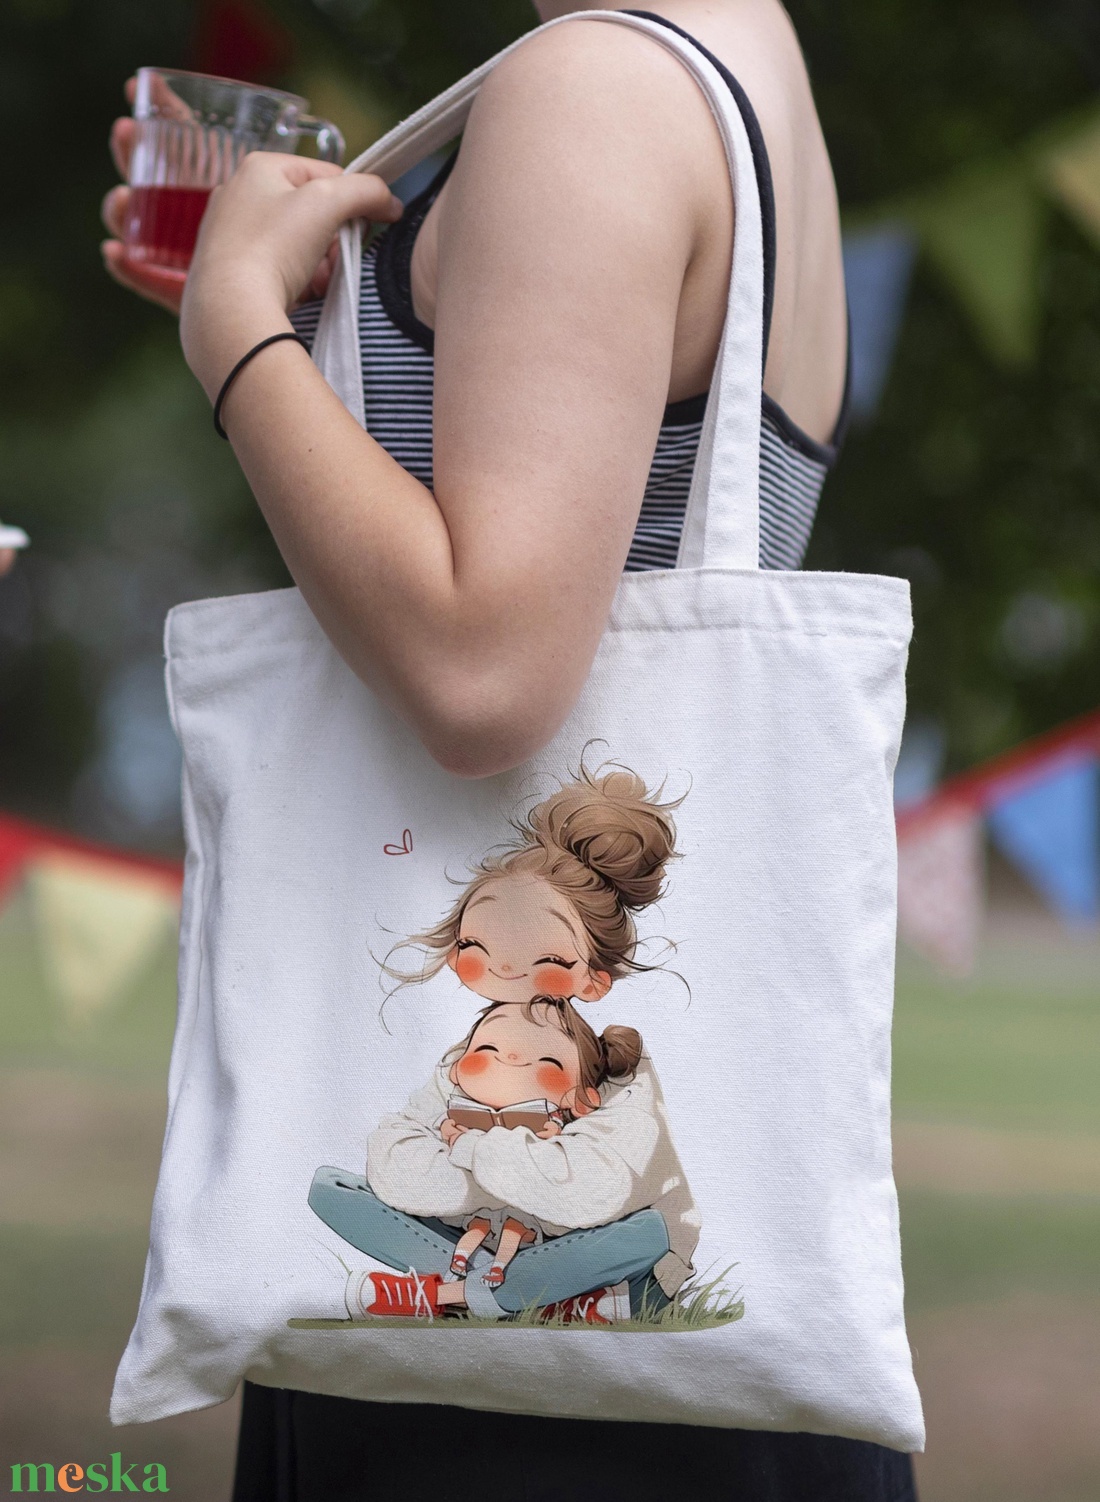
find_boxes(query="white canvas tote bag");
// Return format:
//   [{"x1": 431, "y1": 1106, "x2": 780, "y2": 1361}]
[{"x1": 112, "y1": 10, "x2": 924, "y2": 1449}]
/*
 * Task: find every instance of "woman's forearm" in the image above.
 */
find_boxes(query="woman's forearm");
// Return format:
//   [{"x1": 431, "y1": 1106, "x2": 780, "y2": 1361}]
[
  {"x1": 189, "y1": 288, "x2": 554, "y2": 777},
  {"x1": 203, "y1": 315, "x2": 470, "y2": 740},
  {"x1": 174, "y1": 162, "x2": 564, "y2": 777}
]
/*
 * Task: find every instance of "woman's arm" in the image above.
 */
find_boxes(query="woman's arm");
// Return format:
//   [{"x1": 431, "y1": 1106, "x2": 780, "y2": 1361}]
[
  {"x1": 365, "y1": 1073, "x2": 488, "y2": 1220},
  {"x1": 180, "y1": 23, "x2": 723, "y2": 776}
]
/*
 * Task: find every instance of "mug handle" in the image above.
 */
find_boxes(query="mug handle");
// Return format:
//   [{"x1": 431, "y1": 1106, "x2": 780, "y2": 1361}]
[{"x1": 294, "y1": 116, "x2": 345, "y2": 164}]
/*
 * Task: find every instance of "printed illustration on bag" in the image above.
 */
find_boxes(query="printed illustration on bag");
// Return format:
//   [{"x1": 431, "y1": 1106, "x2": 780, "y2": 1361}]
[{"x1": 298, "y1": 760, "x2": 743, "y2": 1330}]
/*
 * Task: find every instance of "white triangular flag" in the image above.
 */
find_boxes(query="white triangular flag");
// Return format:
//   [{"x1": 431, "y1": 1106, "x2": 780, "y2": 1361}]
[
  {"x1": 897, "y1": 810, "x2": 984, "y2": 974},
  {"x1": 26, "y1": 851, "x2": 178, "y2": 1028}
]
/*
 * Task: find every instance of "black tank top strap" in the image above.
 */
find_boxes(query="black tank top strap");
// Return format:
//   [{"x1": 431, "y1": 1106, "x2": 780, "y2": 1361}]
[
  {"x1": 622, "y1": 9, "x2": 778, "y2": 372},
  {"x1": 624, "y1": 10, "x2": 851, "y2": 454}
]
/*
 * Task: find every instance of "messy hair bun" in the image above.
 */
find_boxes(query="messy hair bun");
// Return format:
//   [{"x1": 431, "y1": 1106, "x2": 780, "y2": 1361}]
[
  {"x1": 528, "y1": 767, "x2": 676, "y2": 910},
  {"x1": 599, "y1": 1022, "x2": 644, "y2": 1081}
]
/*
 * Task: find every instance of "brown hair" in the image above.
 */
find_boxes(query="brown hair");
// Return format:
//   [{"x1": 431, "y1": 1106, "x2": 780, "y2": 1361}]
[
  {"x1": 450, "y1": 998, "x2": 643, "y2": 1112},
  {"x1": 384, "y1": 758, "x2": 681, "y2": 991}
]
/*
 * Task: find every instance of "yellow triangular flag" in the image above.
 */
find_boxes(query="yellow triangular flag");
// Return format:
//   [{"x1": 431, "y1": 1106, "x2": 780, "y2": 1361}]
[
  {"x1": 909, "y1": 162, "x2": 1046, "y2": 367},
  {"x1": 25, "y1": 851, "x2": 179, "y2": 1029},
  {"x1": 1040, "y1": 109, "x2": 1100, "y2": 250}
]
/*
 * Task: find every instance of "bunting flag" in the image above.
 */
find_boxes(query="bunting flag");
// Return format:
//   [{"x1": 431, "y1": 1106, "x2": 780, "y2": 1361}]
[
  {"x1": 0, "y1": 819, "x2": 37, "y2": 902},
  {"x1": 841, "y1": 100, "x2": 1100, "y2": 399},
  {"x1": 897, "y1": 808, "x2": 984, "y2": 975},
  {"x1": 987, "y1": 756, "x2": 1100, "y2": 927},
  {"x1": 0, "y1": 813, "x2": 182, "y2": 1028},
  {"x1": 24, "y1": 853, "x2": 179, "y2": 1029},
  {"x1": 1040, "y1": 110, "x2": 1100, "y2": 250},
  {"x1": 842, "y1": 224, "x2": 919, "y2": 419},
  {"x1": 893, "y1": 718, "x2": 947, "y2": 811},
  {"x1": 908, "y1": 161, "x2": 1046, "y2": 367},
  {"x1": 896, "y1": 708, "x2": 1100, "y2": 971}
]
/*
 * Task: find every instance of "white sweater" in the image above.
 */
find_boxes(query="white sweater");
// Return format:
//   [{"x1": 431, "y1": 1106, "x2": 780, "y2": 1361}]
[{"x1": 366, "y1": 1054, "x2": 700, "y2": 1297}]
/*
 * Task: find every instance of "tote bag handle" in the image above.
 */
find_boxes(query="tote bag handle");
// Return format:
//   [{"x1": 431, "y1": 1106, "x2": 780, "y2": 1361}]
[{"x1": 311, "y1": 10, "x2": 764, "y2": 573}]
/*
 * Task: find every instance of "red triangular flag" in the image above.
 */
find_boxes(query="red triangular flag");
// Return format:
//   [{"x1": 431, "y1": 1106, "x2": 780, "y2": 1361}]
[
  {"x1": 897, "y1": 808, "x2": 984, "y2": 974},
  {"x1": 0, "y1": 816, "x2": 39, "y2": 904}
]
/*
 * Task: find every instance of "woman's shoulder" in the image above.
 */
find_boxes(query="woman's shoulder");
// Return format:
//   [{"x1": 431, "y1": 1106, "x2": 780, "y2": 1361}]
[
  {"x1": 459, "y1": 11, "x2": 729, "y2": 193},
  {"x1": 472, "y1": 4, "x2": 813, "y2": 141}
]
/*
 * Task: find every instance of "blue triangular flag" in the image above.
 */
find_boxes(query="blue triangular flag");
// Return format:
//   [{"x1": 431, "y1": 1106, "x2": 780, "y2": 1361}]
[
  {"x1": 842, "y1": 223, "x2": 918, "y2": 420},
  {"x1": 987, "y1": 756, "x2": 1100, "y2": 925}
]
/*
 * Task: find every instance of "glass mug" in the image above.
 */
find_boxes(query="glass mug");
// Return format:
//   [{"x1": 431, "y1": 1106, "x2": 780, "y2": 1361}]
[{"x1": 122, "y1": 68, "x2": 345, "y2": 279}]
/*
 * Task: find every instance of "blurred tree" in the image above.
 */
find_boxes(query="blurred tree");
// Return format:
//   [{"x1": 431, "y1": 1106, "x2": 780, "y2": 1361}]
[
  {"x1": 1, "y1": 0, "x2": 1098, "y2": 844},
  {"x1": 786, "y1": 0, "x2": 1100, "y2": 765}
]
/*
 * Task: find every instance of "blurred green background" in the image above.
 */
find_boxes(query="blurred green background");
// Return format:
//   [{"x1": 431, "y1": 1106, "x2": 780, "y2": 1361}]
[{"x1": 1, "y1": 1, "x2": 1099, "y2": 1498}]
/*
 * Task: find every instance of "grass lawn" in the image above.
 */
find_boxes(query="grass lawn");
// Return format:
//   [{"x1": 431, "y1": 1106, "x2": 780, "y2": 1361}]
[
  {"x1": 894, "y1": 944, "x2": 1100, "y2": 1134},
  {"x1": 892, "y1": 937, "x2": 1100, "y2": 1502}
]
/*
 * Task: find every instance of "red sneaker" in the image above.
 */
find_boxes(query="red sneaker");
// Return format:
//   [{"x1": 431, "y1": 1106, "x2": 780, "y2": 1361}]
[
  {"x1": 539, "y1": 1280, "x2": 631, "y2": 1325},
  {"x1": 346, "y1": 1269, "x2": 445, "y2": 1320}
]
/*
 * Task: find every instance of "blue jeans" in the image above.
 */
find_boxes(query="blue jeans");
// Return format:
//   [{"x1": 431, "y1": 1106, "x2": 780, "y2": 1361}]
[{"x1": 308, "y1": 1165, "x2": 671, "y2": 1317}]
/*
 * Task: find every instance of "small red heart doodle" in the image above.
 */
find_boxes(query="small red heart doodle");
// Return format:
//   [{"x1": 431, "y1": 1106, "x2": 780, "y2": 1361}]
[{"x1": 383, "y1": 828, "x2": 413, "y2": 856}]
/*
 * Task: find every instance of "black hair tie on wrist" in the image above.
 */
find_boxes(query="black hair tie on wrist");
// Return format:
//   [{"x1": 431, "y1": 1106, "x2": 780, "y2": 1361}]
[{"x1": 213, "y1": 332, "x2": 310, "y2": 440}]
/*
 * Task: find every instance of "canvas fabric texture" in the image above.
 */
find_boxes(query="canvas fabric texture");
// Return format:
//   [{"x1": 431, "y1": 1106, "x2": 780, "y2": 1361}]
[{"x1": 111, "y1": 10, "x2": 923, "y2": 1450}]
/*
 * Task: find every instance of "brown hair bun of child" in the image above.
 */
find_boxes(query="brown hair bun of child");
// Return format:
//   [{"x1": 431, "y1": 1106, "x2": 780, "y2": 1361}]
[{"x1": 599, "y1": 1021, "x2": 644, "y2": 1080}]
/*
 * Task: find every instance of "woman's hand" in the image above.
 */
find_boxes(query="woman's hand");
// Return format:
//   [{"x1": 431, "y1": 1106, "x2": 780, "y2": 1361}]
[
  {"x1": 101, "y1": 89, "x2": 189, "y2": 315},
  {"x1": 100, "y1": 78, "x2": 401, "y2": 329},
  {"x1": 440, "y1": 1119, "x2": 467, "y2": 1148},
  {"x1": 179, "y1": 153, "x2": 402, "y2": 399}
]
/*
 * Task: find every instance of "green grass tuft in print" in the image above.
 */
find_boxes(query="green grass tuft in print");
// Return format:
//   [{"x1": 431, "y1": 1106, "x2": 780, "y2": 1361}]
[{"x1": 288, "y1": 1268, "x2": 744, "y2": 1333}]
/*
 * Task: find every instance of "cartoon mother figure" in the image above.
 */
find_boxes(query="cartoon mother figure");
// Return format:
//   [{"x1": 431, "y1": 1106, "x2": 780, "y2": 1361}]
[{"x1": 309, "y1": 763, "x2": 700, "y2": 1324}]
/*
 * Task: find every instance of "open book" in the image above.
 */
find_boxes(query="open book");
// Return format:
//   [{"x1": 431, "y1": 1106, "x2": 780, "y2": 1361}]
[{"x1": 446, "y1": 1093, "x2": 565, "y2": 1134}]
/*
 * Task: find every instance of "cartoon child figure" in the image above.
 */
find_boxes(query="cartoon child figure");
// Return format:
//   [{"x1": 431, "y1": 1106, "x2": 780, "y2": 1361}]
[
  {"x1": 311, "y1": 762, "x2": 702, "y2": 1324},
  {"x1": 440, "y1": 998, "x2": 640, "y2": 1289}
]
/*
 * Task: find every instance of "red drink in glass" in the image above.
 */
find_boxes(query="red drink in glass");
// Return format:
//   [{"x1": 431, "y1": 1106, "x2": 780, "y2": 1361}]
[
  {"x1": 124, "y1": 185, "x2": 213, "y2": 277},
  {"x1": 121, "y1": 69, "x2": 343, "y2": 279}
]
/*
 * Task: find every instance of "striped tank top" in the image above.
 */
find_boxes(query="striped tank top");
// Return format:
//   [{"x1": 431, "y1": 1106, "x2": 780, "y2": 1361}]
[{"x1": 291, "y1": 13, "x2": 848, "y2": 572}]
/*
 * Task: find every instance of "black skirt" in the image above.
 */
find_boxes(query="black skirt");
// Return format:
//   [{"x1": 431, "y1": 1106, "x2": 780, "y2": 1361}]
[{"x1": 233, "y1": 1383, "x2": 918, "y2": 1502}]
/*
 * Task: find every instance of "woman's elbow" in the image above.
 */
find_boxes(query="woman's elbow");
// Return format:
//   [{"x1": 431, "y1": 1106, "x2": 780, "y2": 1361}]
[{"x1": 414, "y1": 671, "x2": 573, "y2": 780}]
